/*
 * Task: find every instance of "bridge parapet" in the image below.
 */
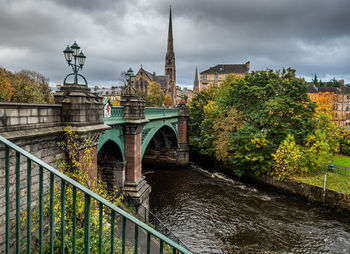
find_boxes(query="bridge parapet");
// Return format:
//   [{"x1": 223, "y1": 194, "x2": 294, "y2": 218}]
[{"x1": 145, "y1": 107, "x2": 179, "y2": 120}]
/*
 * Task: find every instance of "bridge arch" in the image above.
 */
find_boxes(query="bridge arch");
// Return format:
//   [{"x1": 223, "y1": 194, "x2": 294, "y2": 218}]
[
  {"x1": 97, "y1": 130, "x2": 126, "y2": 191},
  {"x1": 141, "y1": 123, "x2": 178, "y2": 159},
  {"x1": 98, "y1": 127, "x2": 125, "y2": 161}
]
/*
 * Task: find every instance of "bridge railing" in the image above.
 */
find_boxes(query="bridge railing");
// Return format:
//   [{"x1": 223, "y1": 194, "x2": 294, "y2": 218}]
[
  {"x1": 145, "y1": 107, "x2": 179, "y2": 120},
  {"x1": 124, "y1": 194, "x2": 191, "y2": 251},
  {"x1": 0, "y1": 135, "x2": 192, "y2": 254}
]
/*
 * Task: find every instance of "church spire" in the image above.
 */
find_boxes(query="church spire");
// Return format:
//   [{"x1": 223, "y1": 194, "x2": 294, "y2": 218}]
[
  {"x1": 165, "y1": 5, "x2": 176, "y2": 105},
  {"x1": 193, "y1": 67, "x2": 199, "y2": 93},
  {"x1": 167, "y1": 6, "x2": 174, "y2": 53}
]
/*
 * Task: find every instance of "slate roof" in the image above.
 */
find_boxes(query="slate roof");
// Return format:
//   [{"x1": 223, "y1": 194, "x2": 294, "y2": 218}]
[
  {"x1": 155, "y1": 75, "x2": 170, "y2": 88},
  {"x1": 307, "y1": 84, "x2": 318, "y2": 93},
  {"x1": 201, "y1": 63, "x2": 249, "y2": 75},
  {"x1": 317, "y1": 87, "x2": 341, "y2": 94}
]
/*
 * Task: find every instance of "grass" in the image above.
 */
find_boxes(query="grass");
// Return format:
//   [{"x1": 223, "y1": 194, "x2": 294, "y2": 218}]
[
  {"x1": 293, "y1": 172, "x2": 350, "y2": 195},
  {"x1": 331, "y1": 154, "x2": 350, "y2": 168}
]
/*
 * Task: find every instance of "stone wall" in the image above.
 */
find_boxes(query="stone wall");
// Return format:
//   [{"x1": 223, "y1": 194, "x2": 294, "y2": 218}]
[
  {"x1": 0, "y1": 102, "x2": 62, "y2": 133},
  {"x1": 246, "y1": 173, "x2": 350, "y2": 213},
  {"x1": 0, "y1": 132, "x2": 65, "y2": 252}
]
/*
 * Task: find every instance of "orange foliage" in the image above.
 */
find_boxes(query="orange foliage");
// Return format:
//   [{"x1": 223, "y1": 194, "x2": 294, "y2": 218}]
[{"x1": 309, "y1": 92, "x2": 341, "y2": 121}]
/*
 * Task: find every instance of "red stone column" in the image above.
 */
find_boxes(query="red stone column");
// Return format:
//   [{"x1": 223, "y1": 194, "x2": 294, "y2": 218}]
[
  {"x1": 125, "y1": 130, "x2": 142, "y2": 182},
  {"x1": 176, "y1": 103, "x2": 189, "y2": 166}
]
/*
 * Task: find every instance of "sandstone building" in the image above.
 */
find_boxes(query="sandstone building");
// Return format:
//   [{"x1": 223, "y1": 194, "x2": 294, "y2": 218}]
[{"x1": 200, "y1": 62, "x2": 250, "y2": 90}]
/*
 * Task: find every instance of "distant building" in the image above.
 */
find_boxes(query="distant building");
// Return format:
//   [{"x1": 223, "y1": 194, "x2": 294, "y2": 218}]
[
  {"x1": 307, "y1": 80, "x2": 350, "y2": 129},
  {"x1": 133, "y1": 67, "x2": 169, "y2": 95},
  {"x1": 200, "y1": 62, "x2": 250, "y2": 90}
]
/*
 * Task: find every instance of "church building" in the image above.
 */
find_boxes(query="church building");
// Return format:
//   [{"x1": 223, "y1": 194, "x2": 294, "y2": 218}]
[{"x1": 133, "y1": 7, "x2": 176, "y2": 105}]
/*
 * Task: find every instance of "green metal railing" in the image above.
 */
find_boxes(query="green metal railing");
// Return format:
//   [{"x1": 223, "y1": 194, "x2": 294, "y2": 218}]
[
  {"x1": 1, "y1": 135, "x2": 192, "y2": 254},
  {"x1": 145, "y1": 107, "x2": 179, "y2": 120}
]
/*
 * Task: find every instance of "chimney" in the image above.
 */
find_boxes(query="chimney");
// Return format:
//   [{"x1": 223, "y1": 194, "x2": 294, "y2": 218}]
[
  {"x1": 153, "y1": 72, "x2": 156, "y2": 80},
  {"x1": 245, "y1": 61, "x2": 250, "y2": 71}
]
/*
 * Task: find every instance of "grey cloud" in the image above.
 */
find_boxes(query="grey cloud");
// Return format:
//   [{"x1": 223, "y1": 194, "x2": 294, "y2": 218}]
[{"x1": 0, "y1": 0, "x2": 350, "y2": 88}]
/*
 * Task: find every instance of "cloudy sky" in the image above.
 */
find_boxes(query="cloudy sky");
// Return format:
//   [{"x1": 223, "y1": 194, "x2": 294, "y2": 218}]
[{"x1": 1, "y1": 0, "x2": 350, "y2": 88}]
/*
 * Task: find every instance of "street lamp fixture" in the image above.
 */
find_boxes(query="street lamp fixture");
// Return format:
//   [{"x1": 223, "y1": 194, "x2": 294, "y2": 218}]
[
  {"x1": 123, "y1": 67, "x2": 137, "y2": 96},
  {"x1": 63, "y1": 41, "x2": 88, "y2": 86}
]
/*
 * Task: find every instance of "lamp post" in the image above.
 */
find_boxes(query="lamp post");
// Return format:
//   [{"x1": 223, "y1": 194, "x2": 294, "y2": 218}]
[
  {"x1": 63, "y1": 41, "x2": 88, "y2": 85},
  {"x1": 123, "y1": 68, "x2": 137, "y2": 96}
]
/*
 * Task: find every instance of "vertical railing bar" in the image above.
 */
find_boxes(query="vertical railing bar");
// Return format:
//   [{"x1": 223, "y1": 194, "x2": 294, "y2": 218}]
[
  {"x1": 147, "y1": 232, "x2": 151, "y2": 254},
  {"x1": 27, "y1": 158, "x2": 32, "y2": 254},
  {"x1": 134, "y1": 224, "x2": 139, "y2": 254},
  {"x1": 84, "y1": 193, "x2": 91, "y2": 254},
  {"x1": 49, "y1": 172, "x2": 54, "y2": 253},
  {"x1": 72, "y1": 187, "x2": 77, "y2": 254},
  {"x1": 160, "y1": 239, "x2": 164, "y2": 254},
  {"x1": 15, "y1": 151, "x2": 20, "y2": 254},
  {"x1": 98, "y1": 203, "x2": 103, "y2": 254},
  {"x1": 5, "y1": 146, "x2": 10, "y2": 254},
  {"x1": 61, "y1": 179, "x2": 66, "y2": 254},
  {"x1": 39, "y1": 166, "x2": 44, "y2": 254},
  {"x1": 110, "y1": 210, "x2": 115, "y2": 254},
  {"x1": 122, "y1": 217, "x2": 126, "y2": 254},
  {"x1": 173, "y1": 247, "x2": 177, "y2": 254}
]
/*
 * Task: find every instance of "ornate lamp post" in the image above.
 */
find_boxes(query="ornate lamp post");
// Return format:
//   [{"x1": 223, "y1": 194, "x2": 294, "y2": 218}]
[
  {"x1": 63, "y1": 41, "x2": 87, "y2": 85},
  {"x1": 123, "y1": 67, "x2": 137, "y2": 96}
]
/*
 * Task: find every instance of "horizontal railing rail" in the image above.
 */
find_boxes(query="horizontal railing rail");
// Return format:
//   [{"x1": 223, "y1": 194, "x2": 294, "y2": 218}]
[
  {"x1": 324, "y1": 163, "x2": 350, "y2": 176},
  {"x1": 145, "y1": 107, "x2": 179, "y2": 119},
  {"x1": 124, "y1": 194, "x2": 191, "y2": 251},
  {"x1": 1, "y1": 135, "x2": 192, "y2": 254}
]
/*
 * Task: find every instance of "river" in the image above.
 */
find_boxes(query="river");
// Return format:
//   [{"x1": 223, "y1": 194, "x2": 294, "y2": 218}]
[{"x1": 145, "y1": 164, "x2": 350, "y2": 254}]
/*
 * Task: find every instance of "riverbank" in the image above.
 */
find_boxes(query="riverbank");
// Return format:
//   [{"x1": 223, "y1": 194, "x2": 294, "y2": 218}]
[{"x1": 189, "y1": 151, "x2": 350, "y2": 214}]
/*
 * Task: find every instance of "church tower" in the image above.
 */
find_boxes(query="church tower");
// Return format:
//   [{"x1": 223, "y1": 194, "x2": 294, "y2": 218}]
[
  {"x1": 193, "y1": 67, "x2": 199, "y2": 94},
  {"x1": 165, "y1": 6, "x2": 176, "y2": 105}
]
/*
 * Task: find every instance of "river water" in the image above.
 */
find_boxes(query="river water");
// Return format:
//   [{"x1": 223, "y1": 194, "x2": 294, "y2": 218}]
[{"x1": 145, "y1": 164, "x2": 350, "y2": 254}]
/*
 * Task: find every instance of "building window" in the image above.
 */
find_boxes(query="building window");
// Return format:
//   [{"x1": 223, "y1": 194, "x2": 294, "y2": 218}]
[
  {"x1": 215, "y1": 73, "x2": 218, "y2": 81},
  {"x1": 203, "y1": 74, "x2": 207, "y2": 81}
]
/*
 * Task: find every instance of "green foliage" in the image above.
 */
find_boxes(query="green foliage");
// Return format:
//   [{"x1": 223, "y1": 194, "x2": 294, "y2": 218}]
[
  {"x1": 272, "y1": 135, "x2": 307, "y2": 180},
  {"x1": 219, "y1": 69, "x2": 315, "y2": 174},
  {"x1": 145, "y1": 82, "x2": 165, "y2": 107},
  {"x1": 188, "y1": 86, "x2": 218, "y2": 152},
  {"x1": 189, "y1": 69, "x2": 322, "y2": 176},
  {"x1": 340, "y1": 130, "x2": 350, "y2": 156},
  {"x1": 0, "y1": 67, "x2": 54, "y2": 103},
  {"x1": 22, "y1": 126, "x2": 132, "y2": 253},
  {"x1": 272, "y1": 113, "x2": 341, "y2": 180}
]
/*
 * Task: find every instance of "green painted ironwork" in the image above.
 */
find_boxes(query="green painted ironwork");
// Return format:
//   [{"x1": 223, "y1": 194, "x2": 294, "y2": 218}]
[
  {"x1": 39, "y1": 166, "x2": 44, "y2": 253},
  {"x1": 27, "y1": 159, "x2": 32, "y2": 254},
  {"x1": 1, "y1": 134, "x2": 192, "y2": 254},
  {"x1": 63, "y1": 41, "x2": 88, "y2": 85}
]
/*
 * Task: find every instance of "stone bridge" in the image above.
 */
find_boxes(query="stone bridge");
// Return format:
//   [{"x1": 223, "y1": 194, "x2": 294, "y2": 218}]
[
  {"x1": 97, "y1": 94, "x2": 189, "y2": 214},
  {"x1": 0, "y1": 83, "x2": 189, "y2": 223}
]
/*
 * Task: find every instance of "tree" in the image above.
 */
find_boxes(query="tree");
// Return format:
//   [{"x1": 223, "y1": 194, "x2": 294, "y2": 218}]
[
  {"x1": 215, "y1": 69, "x2": 316, "y2": 175},
  {"x1": 163, "y1": 94, "x2": 172, "y2": 107},
  {"x1": 188, "y1": 86, "x2": 218, "y2": 150},
  {"x1": 145, "y1": 82, "x2": 165, "y2": 107},
  {"x1": 0, "y1": 67, "x2": 54, "y2": 103},
  {"x1": 312, "y1": 73, "x2": 319, "y2": 87},
  {"x1": 0, "y1": 68, "x2": 13, "y2": 101}
]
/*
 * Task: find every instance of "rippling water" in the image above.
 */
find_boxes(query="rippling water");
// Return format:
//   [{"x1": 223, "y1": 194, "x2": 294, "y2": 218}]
[{"x1": 145, "y1": 164, "x2": 350, "y2": 254}]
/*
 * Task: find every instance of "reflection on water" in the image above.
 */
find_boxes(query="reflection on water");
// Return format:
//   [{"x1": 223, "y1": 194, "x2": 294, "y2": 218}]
[{"x1": 145, "y1": 164, "x2": 350, "y2": 254}]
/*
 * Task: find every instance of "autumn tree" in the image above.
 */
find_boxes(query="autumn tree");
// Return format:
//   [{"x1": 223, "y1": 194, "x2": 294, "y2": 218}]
[
  {"x1": 0, "y1": 68, "x2": 13, "y2": 101},
  {"x1": 163, "y1": 94, "x2": 172, "y2": 107},
  {"x1": 145, "y1": 82, "x2": 165, "y2": 107}
]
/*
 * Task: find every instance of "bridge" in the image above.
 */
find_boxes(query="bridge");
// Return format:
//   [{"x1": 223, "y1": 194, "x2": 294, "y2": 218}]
[
  {"x1": 97, "y1": 94, "x2": 189, "y2": 216},
  {"x1": 0, "y1": 82, "x2": 190, "y2": 253}
]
